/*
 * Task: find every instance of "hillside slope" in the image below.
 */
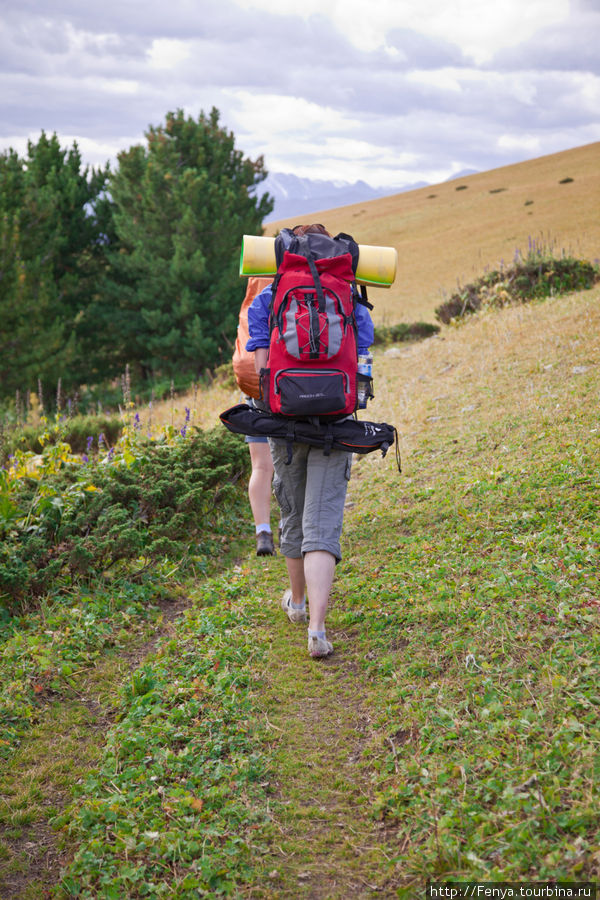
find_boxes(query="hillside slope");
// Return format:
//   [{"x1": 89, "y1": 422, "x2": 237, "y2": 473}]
[
  {"x1": 2, "y1": 180, "x2": 599, "y2": 893},
  {"x1": 266, "y1": 142, "x2": 600, "y2": 326}
]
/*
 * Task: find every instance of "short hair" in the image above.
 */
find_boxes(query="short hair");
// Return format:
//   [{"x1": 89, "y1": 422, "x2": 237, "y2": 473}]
[{"x1": 291, "y1": 223, "x2": 332, "y2": 238}]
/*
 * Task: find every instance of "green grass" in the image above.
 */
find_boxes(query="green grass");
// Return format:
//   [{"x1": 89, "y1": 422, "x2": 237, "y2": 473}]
[
  {"x1": 340, "y1": 433, "x2": 599, "y2": 882},
  {"x1": 328, "y1": 314, "x2": 600, "y2": 886},
  {"x1": 54, "y1": 574, "x2": 271, "y2": 898},
  {"x1": 0, "y1": 581, "x2": 165, "y2": 757}
]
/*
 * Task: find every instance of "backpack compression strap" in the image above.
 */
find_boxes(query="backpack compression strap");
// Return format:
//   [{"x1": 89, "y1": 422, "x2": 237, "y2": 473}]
[{"x1": 295, "y1": 235, "x2": 327, "y2": 313}]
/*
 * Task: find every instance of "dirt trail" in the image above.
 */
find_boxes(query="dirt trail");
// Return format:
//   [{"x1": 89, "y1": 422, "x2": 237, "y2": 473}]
[{"x1": 246, "y1": 579, "x2": 400, "y2": 899}]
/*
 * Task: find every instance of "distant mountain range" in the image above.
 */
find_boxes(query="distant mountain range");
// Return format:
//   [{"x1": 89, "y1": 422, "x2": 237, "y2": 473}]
[
  {"x1": 257, "y1": 172, "x2": 427, "y2": 222},
  {"x1": 256, "y1": 169, "x2": 480, "y2": 222}
]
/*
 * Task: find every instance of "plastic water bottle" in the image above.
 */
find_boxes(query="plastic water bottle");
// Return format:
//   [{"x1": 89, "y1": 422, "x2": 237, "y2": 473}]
[{"x1": 357, "y1": 352, "x2": 373, "y2": 409}]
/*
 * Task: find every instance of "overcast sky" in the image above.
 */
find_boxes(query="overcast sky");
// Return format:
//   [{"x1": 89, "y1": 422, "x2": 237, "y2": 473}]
[{"x1": 1, "y1": 0, "x2": 599, "y2": 188}]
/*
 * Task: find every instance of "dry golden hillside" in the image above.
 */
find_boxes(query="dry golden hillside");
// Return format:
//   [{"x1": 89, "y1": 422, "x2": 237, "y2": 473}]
[
  {"x1": 266, "y1": 142, "x2": 600, "y2": 325},
  {"x1": 144, "y1": 142, "x2": 598, "y2": 436}
]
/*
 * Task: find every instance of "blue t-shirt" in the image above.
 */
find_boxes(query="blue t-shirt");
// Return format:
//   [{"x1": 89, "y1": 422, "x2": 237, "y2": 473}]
[{"x1": 246, "y1": 283, "x2": 374, "y2": 355}]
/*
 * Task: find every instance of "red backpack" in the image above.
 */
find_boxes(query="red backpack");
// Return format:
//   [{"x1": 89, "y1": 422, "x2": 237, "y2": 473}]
[{"x1": 261, "y1": 230, "x2": 362, "y2": 420}]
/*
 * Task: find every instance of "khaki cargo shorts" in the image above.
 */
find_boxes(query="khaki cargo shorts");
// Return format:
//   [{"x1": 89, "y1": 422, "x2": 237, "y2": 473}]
[{"x1": 269, "y1": 439, "x2": 352, "y2": 563}]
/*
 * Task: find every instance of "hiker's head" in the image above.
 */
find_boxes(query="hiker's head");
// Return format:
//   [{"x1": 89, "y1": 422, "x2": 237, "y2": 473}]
[{"x1": 292, "y1": 224, "x2": 332, "y2": 238}]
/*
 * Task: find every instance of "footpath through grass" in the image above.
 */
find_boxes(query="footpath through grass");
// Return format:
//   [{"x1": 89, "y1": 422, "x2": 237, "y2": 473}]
[{"x1": 0, "y1": 288, "x2": 598, "y2": 896}]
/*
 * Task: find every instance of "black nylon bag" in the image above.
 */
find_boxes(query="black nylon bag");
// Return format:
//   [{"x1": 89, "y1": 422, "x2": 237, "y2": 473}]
[{"x1": 219, "y1": 403, "x2": 401, "y2": 470}]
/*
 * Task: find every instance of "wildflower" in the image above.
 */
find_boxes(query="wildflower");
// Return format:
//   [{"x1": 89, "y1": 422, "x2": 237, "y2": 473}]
[
  {"x1": 82, "y1": 454, "x2": 89, "y2": 464},
  {"x1": 107, "y1": 447, "x2": 115, "y2": 461},
  {"x1": 98, "y1": 433, "x2": 105, "y2": 448},
  {"x1": 134, "y1": 412, "x2": 141, "y2": 430},
  {"x1": 181, "y1": 406, "x2": 191, "y2": 437},
  {"x1": 86, "y1": 436, "x2": 94, "y2": 453}
]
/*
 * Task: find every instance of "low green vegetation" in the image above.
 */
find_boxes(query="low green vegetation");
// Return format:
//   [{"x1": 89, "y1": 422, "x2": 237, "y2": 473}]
[
  {"x1": 55, "y1": 575, "x2": 270, "y2": 898},
  {"x1": 373, "y1": 321, "x2": 440, "y2": 346},
  {"x1": 435, "y1": 240, "x2": 599, "y2": 324},
  {"x1": 0, "y1": 413, "x2": 123, "y2": 463},
  {"x1": 0, "y1": 417, "x2": 255, "y2": 896},
  {"x1": 0, "y1": 417, "x2": 250, "y2": 760},
  {"x1": 340, "y1": 395, "x2": 599, "y2": 883},
  {"x1": 0, "y1": 581, "x2": 164, "y2": 760},
  {"x1": 0, "y1": 420, "x2": 249, "y2": 611}
]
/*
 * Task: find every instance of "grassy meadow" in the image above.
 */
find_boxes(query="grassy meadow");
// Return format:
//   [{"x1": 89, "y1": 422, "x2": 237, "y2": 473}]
[{"x1": 0, "y1": 143, "x2": 599, "y2": 897}]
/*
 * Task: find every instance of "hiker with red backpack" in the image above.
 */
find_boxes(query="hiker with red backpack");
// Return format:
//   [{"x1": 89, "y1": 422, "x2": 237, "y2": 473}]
[{"x1": 245, "y1": 224, "x2": 374, "y2": 659}]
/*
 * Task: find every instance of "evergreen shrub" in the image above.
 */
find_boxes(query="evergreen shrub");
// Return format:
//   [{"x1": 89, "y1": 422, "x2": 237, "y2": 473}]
[
  {"x1": 0, "y1": 428, "x2": 250, "y2": 610},
  {"x1": 1, "y1": 415, "x2": 123, "y2": 462},
  {"x1": 435, "y1": 242, "x2": 599, "y2": 325}
]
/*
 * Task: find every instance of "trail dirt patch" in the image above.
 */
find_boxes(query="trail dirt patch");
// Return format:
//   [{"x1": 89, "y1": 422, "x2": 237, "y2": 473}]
[{"x1": 246, "y1": 584, "x2": 402, "y2": 899}]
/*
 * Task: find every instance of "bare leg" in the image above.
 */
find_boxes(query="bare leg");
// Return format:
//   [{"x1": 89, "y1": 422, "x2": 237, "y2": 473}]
[
  {"x1": 248, "y1": 442, "x2": 274, "y2": 529},
  {"x1": 303, "y1": 550, "x2": 336, "y2": 633},
  {"x1": 285, "y1": 556, "x2": 306, "y2": 605}
]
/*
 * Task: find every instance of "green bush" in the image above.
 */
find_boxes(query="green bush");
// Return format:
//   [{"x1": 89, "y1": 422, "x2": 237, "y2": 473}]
[
  {"x1": 435, "y1": 243, "x2": 599, "y2": 325},
  {"x1": 0, "y1": 428, "x2": 250, "y2": 610},
  {"x1": 373, "y1": 321, "x2": 440, "y2": 346},
  {"x1": 1, "y1": 415, "x2": 123, "y2": 463}
]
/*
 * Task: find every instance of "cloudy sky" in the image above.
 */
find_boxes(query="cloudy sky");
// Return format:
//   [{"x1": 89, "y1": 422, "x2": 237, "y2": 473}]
[{"x1": 1, "y1": 0, "x2": 599, "y2": 189}]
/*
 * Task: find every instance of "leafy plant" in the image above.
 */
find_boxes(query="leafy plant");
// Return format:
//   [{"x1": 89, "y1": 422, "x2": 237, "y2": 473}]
[
  {"x1": 435, "y1": 239, "x2": 599, "y2": 325},
  {"x1": 54, "y1": 575, "x2": 270, "y2": 898},
  {"x1": 0, "y1": 423, "x2": 250, "y2": 609},
  {"x1": 0, "y1": 413, "x2": 123, "y2": 463}
]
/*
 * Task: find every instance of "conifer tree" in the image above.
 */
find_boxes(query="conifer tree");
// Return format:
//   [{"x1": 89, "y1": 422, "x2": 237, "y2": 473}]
[
  {"x1": 0, "y1": 133, "x2": 110, "y2": 403},
  {"x1": 103, "y1": 107, "x2": 273, "y2": 380}
]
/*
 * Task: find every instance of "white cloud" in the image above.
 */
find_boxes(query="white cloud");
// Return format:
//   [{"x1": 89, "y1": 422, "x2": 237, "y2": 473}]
[
  {"x1": 224, "y1": 89, "x2": 362, "y2": 137},
  {"x1": 497, "y1": 134, "x2": 542, "y2": 153},
  {"x1": 148, "y1": 38, "x2": 191, "y2": 69},
  {"x1": 231, "y1": 0, "x2": 570, "y2": 63},
  {"x1": 406, "y1": 69, "x2": 463, "y2": 92},
  {"x1": 89, "y1": 77, "x2": 140, "y2": 95}
]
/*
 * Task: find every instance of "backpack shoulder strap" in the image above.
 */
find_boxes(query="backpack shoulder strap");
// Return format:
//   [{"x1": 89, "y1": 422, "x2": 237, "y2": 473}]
[
  {"x1": 357, "y1": 283, "x2": 373, "y2": 310},
  {"x1": 294, "y1": 235, "x2": 327, "y2": 313}
]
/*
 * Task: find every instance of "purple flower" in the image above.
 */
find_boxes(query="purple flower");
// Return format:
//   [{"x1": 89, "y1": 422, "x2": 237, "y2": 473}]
[
  {"x1": 81, "y1": 454, "x2": 89, "y2": 464},
  {"x1": 107, "y1": 447, "x2": 115, "y2": 461},
  {"x1": 134, "y1": 412, "x2": 141, "y2": 430},
  {"x1": 180, "y1": 407, "x2": 191, "y2": 437},
  {"x1": 86, "y1": 436, "x2": 94, "y2": 453},
  {"x1": 98, "y1": 433, "x2": 105, "y2": 447}
]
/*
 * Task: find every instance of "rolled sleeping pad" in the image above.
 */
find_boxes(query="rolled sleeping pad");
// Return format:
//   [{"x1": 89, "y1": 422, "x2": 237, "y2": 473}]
[{"x1": 239, "y1": 234, "x2": 397, "y2": 288}]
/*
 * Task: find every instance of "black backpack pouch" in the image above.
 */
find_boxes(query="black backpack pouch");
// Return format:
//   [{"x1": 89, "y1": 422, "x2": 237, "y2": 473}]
[{"x1": 219, "y1": 403, "x2": 401, "y2": 472}]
